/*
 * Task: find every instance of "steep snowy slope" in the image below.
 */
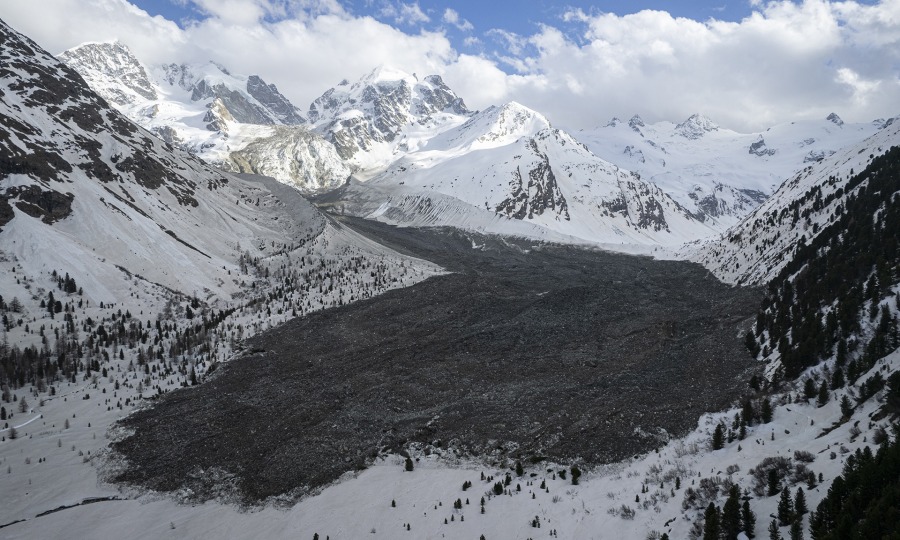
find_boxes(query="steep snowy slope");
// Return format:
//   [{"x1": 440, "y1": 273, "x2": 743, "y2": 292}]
[
  {"x1": 332, "y1": 103, "x2": 717, "y2": 247},
  {"x1": 689, "y1": 118, "x2": 900, "y2": 285},
  {"x1": 309, "y1": 66, "x2": 472, "y2": 171},
  {"x1": 59, "y1": 41, "x2": 349, "y2": 192},
  {"x1": 0, "y1": 19, "x2": 430, "y2": 308},
  {"x1": 578, "y1": 113, "x2": 882, "y2": 227}
]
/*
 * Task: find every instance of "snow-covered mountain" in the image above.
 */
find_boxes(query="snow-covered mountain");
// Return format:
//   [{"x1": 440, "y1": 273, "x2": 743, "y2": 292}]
[
  {"x1": 328, "y1": 102, "x2": 718, "y2": 247},
  {"x1": 688, "y1": 117, "x2": 900, "y2": 285},
  {"x1": 59, "y1": 41, "x2": 350, "y2": 192},
  {"x1": 578, "y1": 112, "x2": 882, "y2": 227},
  {"x1": 308, "y1": 66, "x2": 472, "y2": 170},
  {"x1": 0, "y1": 21, "x2": 433, "y2": 309}
]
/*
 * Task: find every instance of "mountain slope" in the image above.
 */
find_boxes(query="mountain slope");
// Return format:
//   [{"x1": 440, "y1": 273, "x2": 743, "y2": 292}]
[
  {"x1": 0, "y1": 19, "x2": 435, "y2": 310},
  {"x1": 578, "y1": 113, "x2": 882, "y2": 227},
  {"x1": 59, "y1": 41, "x2": 349, "y2": 192},
  {"x1": 689, "y1": 119, "x2": 900, "y2": 285},
  {"x1": 331, "y1": 103, "x2": 717, "y2": 247},
  {"x1": 309, "y1": 66, "x2": 472, "y2": 171}
]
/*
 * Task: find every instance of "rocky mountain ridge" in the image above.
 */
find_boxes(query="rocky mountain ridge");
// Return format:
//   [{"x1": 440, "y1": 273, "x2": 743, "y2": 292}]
[{"x1": 59, "y1": 41, "x2": 349, "y2": 192}]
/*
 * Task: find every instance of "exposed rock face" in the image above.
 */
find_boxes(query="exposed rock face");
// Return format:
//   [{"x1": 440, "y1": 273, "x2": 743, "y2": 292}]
[
  {"x1": 495, "y1": 146, "x2": 571, "y2": 222},
  {"x1": 749, "y1": 136, "x2": 776, "y2": 157},
  {"x1": 227, "y1": 126, "x2": 351, "y2": 192},
  {"x1": 58, "y1": 41, "x2": 157, "y2": 105},
  {"x1": 5, "y1": 185, "x2": 74, "y2": 224},
  {"x1": 675, "y1": 113, "x2": 719, "y2": 139},
  {"x1": 60, "y1": 42, "x2": 353, "y2": 192},
  {"x1": 309, "y1": 67, "x2": 472, "y2": 163},
  {"x1": 246, "y1": 75, "x2": 306, "y2": 125},
  {"x1": 628, "y1": 114, "x2": 645, "y2": 133},
  {"x1": 826, "y1": 112, "x2": 844, "y2": 126}
]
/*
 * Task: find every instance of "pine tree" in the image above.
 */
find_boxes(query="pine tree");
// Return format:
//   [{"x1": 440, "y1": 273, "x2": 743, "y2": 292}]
[
  {"x1": 768, "y1": 519, "x2": 781, "y2": 540},
  {"x1": 721, "y1": 485, "x2": 742, "y2": 540},
  {"x1": 712, "y1": 423, "x2": 725, "y2": 450},
  {"x1": 840, "y1": 394, "x2": 853, "y2": 417},
  {"x1": 404, "y1": 457, "x2": 414, "y2": 472},
  {"x1": 703, "y1": 503, "x2": 721, "y2": 540},
  {"x1": 515, "y1": 461, "x2": 524, "y2": 476},
  {"x1": 794, "y1": 487, "x2": 807, "y2": 516},
  {"x1": 803, "y1": 378, "x2": 817, "y2": 401},
  {"x1": 817, "y1": 380, "x2": 829, "y2": 407},
  {"x1": 778, "y1": 488, "x2": 794, "y2": 526},
  {"x1": 789, "y1": 520, "x2": 803, "y2": 540},
  {"x1": 742, "y1": 399, "x2": 756, "y2": 426},
  {"x1": 761, "y1": 398, "x2": 773, "y2": 423},
  {"x1": 831, "y1": 368, "x2": 845, "y2": 389},
  {"x1": 742, "y1": 500, "x2": 757, "y2": 538},
  {"x1": 768, "y1": 469, "x2": 780, "y2": 496}
]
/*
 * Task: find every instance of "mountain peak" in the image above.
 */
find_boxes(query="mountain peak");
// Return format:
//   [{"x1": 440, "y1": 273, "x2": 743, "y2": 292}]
[
  {"x1": 358, "y1": 64, "x2": 417, "y2": 86},
  {"x1": 675, "y1": 113, "x2": 719, "y2": 139},
  {"x1": 59, "y1": 40, "x2": 157, "y2": 104},
  {"x1": 308, "y1": 66, "x2": 472, "y2": 163},
  {"x1": 826, "y1": 112, "x2": 844, "y2": 126},
  {"x1": 628, "y1": 114, "x2": 645, "y2": 133}
]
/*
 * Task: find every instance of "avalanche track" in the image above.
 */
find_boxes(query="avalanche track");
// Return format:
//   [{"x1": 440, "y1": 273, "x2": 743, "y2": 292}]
[{"x1": 112, "y1": 219, "x2": 762, "y2": 504}]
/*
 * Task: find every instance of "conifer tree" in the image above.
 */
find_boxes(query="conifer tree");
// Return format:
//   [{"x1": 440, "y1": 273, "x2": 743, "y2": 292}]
[
  {"x1": 742, "y1": 499, "x2": 756, "y2": 538},
  {"x1": 803, "y1": 378, "x2": 817, "y2": 401},
  {"x1": 703, "y1": 503, "x2": 720, "y2": 540},
  {"x1": 761, "y1": 398, "x2": 773, "y2": 423},
  {"x1": 794, "y1": 487, "x2": 807, "y2": 516},
  {"x1": 778, "y1": 488, "x2": 794, "y2": 526},
  {"x1": 721, "y1": 485, "x2": 742, "y2": 540},
  {"x1": 768, "y1": 519, "x2": 781, "y2": 540},
  {"x1": 768, "y1": 469, "x2": 780, "y2": 496},
  {"x1": 712, "y1": 423, "x2": 725, "y2": 450},
  {"x1": 817, "y1": 380, "x2": 829, "y2": 407},
  {"x1": 840, "y1": 394, "x2": 853, "y2": 417}
]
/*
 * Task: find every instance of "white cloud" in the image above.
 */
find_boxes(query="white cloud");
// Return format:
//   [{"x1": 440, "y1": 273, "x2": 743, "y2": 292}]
[
  {"x1": 378, "y1": 2, "x2": 429, "y2": 26},
  {"x1": 1, "y1": 0, "x2": 898, "y2": 132},
  {"x1": 494, "y1": 0, "x2": 900, "y2": 130},
  {"x1": 442, "y1": 8, "x2": 473, "y2": 32},
  {"x1": 836, "y1": 67, "x2": 882, "y2": 105}
]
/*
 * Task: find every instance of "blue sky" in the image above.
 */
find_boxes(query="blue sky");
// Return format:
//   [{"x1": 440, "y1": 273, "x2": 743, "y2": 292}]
[
  {"x1": 2, "y1": 0, "x2": 897, "y2": 131},
  {"x1": 133, "y1": 1, "x2": 756, "y2": 27},
  {"x1": 132, "y1": 0, "x2": 759, "y2": 57}
]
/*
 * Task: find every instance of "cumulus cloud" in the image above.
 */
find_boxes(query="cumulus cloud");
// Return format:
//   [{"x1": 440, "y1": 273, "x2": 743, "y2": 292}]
[
  {"x1": 442, "y1": 8, "x2": 473, "y2": 32},
  {"x1": 378, "y1": 2, "x2": 429, "y2": 26},
  {"x1": 492, "y1": 0, "x2": 900, "y2": 130},
  {"x1": 1, "y1": 0, "x2": 898, "y2": 131}
]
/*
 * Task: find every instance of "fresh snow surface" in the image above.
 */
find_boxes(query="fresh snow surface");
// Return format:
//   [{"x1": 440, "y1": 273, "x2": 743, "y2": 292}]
[
  {"x1": 59, "y1": 42, "x2": 350, "y2": 192},
  {"x1": 308, "y1": 66, "x2": 472, "y2": 173},
  {"x1": 577, "y1": 113, "x2": 882, "y2": 228},
  {"x1": 3, "y1": 312, "x2": 897, "y2": 539},
  {"x1": 687, "y1": 117, "x2": 900, "y2": 285},
  {"x1": 333, "y1": 103, "x2": 719, "y2": 248}
]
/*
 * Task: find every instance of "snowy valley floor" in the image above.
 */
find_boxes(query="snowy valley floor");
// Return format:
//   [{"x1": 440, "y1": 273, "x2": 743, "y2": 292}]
[{"x1": 1, "y1": 220, "x2": 894, "y2": 540}]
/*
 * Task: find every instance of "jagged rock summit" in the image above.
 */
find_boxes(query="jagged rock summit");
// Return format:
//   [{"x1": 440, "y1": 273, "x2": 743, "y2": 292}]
[
  {"x1": 59, "y1": 41, "x2": 348, "y2": 192},
  {"x1": 675, "y1": 113, "x2": 719, "y2": 139},
  {"x1": 308, "y1": 65, "x2": 473, "y2": 168}
]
